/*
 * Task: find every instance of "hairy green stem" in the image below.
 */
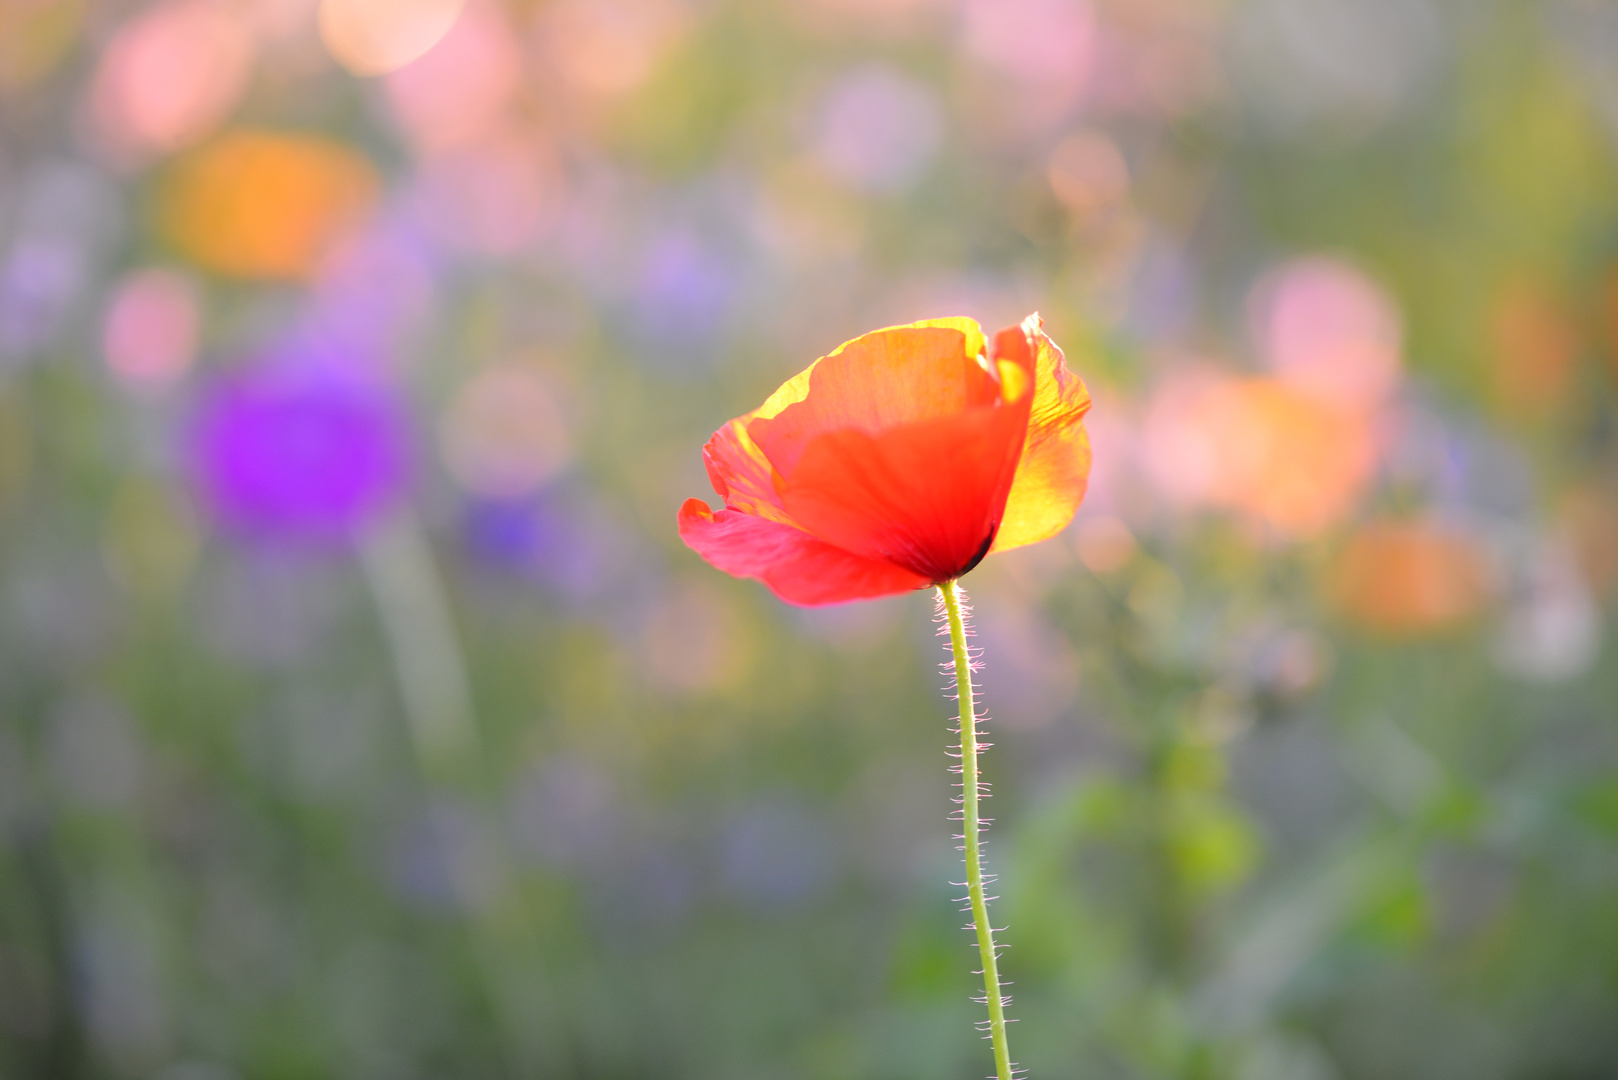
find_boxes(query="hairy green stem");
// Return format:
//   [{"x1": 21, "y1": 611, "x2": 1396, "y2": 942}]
[{"x1": 941, "y1": 580, "x2": 1014, "y2": 1080}]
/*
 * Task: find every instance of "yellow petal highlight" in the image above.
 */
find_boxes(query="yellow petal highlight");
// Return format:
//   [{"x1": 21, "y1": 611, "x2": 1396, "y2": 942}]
[{"x1": 991, "y1": 317, "x2": 1092, "y2": 553}]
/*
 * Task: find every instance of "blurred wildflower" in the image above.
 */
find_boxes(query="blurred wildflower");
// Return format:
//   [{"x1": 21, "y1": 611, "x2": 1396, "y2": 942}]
[
  {"x1": 156, "y1": 130, "x2": 381, "y2": 280},
  {"x1": 440, "y1": 363, "x2": 571, "y2": 498},
  {"x1": 1327, "y1": 519, "x2": 1495, "y2": 637},
  {"x1": 319, "y1": 0, "x2": 466, "y2": 76},
  {"x1": 680, "y1": 315, "x2": 1091, "y2": 603},
  {"x1": 811, "y1": 64, "x2": 944, "y2": 194},
  {"x1": 1250, "y1": 627, "x2": 1334, "y2": 700},
  {"x1": 1142, "y1": 367, "x2": 1378, "y2": 537},
  {"x1": 0, "y1": 236, "x2": 85, "y2": 363},
  {"x1": 102, "y1": 268, "x2": 200, "y2": 391},
  {"x1": 87, "y1": 0, "x2": 254, "y2": 167},
  {"x1": 382, "y1": 0, "x2": 521, "y2": 152},
  {"x1": 1253, "y1": 256, "x2": 1402, "y2": 409},
  {"x1": 463, "y1": 485, "x2": 646, "y2": 611},
  {"x1": 189, "y1": 366, "x2": 410, "y2": 542},
  {"x1": 1149, "y1": 254, "x2": 1407, "y2": 536}
]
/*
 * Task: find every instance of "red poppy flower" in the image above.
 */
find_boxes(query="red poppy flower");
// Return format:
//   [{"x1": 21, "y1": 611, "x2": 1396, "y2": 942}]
[{"x1": 679, "y1": 314, "x2": 1092, "y2": 605}]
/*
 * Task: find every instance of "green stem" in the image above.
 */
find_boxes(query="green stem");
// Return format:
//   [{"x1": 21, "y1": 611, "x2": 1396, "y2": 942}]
[{"x1": 941, "y1": 580, "x2": 1014, "y2": 1080}]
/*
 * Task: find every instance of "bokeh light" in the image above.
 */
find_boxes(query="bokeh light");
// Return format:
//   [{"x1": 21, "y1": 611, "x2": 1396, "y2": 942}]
[
  {"x1": 1253, "y1": 256, "x2": 1402, "y2": 409},
  {"x1": 156, "y1": 130, "x2": 381, "y2": 280},
  {"x1": 87, "y1": 0, "x2": 255, "y2": 166},
  {"x1": 383, "y1": 0, "x2": 522, "y2": 152},
  {"x1": 101, "y1": 268, "x2": 200, "y2": 390},
  {"x1": 318, "y1": 0, "x2": 467, "y2": 76},
  {"x1": 1328, "y1": 519, "x2": 1495, "y2": 637},
  {"x1": 189, "y1": 366, "x2": 410, "y2": 541},
  {"x1": 1141, "y1": 366, "x2": 1379, "y2": 536}
]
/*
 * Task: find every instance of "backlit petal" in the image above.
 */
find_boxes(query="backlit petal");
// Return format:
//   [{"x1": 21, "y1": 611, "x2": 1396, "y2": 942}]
[
  {"x1": 678, "y1": 499, "x2": 930, "y2": 605},
  {"x1": 775, "y1": 340, "x2": 1037, "y2": 582},
  {"x1": 698, "y1": 318, "x2": 991, "y2": 528},
  {"x1": 701, "y1": 420, "x2": 794, "y2": 524},
  {"x1": 747, "y1": 318, "x2": 995, "y2": 478},
  {"x1": 991, "y1": 314, "x2": 1092, "y2": 553}
]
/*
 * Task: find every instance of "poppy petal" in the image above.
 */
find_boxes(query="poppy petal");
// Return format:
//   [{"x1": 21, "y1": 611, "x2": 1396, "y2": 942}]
[
  {"x1": 747, "y1": 318, "x2": 996, "y2": 478},
  {"x1": 991, "y1": 315, "x2": 1093, "y2": 553},
  {"x1": 701, "y1": 421, "x2": 795, "y2": 525},
  {"x1": 775, "y1": 352, "x2": 1035, "y2": 581},
  {"x1": 678, "y1": 499, "x2": 930, "y2": 605}
]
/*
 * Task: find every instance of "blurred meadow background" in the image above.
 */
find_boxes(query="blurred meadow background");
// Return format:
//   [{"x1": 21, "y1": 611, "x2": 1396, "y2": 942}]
[{"x1": 2, "y1": 0, "x2": 1618, "y2": 1077}]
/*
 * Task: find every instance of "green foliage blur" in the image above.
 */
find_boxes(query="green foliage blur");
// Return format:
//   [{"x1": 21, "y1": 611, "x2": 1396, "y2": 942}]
[{"x1": 1, "y1": 1, "x2": 1616, "y2": 1078}]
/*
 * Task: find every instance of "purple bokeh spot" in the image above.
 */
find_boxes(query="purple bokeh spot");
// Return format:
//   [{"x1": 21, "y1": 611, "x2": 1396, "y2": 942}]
[
  {"x1": 463, "y1": 498, "x2": 542, "y2": 567},
  {"x1": 0, "y1": 238, "x2": 84, "y2": 362},
  {"x1": 629, "y1": 229, "x2": 737, "y2": 369},
  {"x1": 190, "y1": 369, "x2": 411, "y2": 542},
  {"x1": 461, "y1": 488, "x2": 630, "y2": 605}
]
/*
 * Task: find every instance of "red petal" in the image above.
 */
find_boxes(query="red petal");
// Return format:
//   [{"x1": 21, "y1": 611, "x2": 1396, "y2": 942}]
[
  {"x1": 677, "y1": 499, "x2": 930, "y2": 605},
  {"x1": 775, "y1": 362, "x2": 1034, "y2": 581},
  {"x1": 991, "y1": 315, "x2": 1094, "y2": 553}
]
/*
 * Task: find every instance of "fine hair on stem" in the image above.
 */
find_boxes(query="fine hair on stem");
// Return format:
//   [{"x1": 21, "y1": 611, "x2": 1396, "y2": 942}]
[{"x1": 937, "y1": 580, "x2": 1018, "y2": 1080}]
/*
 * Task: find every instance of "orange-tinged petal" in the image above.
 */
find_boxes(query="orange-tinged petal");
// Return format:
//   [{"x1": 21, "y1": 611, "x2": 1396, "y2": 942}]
[
  {"x1": 678, "y1": 499, "x2": 930, "y2": 605},
  {"x1": 991, "y1": 315, "x2": 1093, "y2": 553},
  {"x1": 699, "y1": 318, "x2": 993, "y2": 529},
  {"x1": 774, "y1": 339, "x2": 1037, "y2": 582},
  {"x1": 747, "y1": 318, "x2": 996, "y2": 477},
  {"x1": 701, "y1": 420, "x2": 794, "y2": 525}
]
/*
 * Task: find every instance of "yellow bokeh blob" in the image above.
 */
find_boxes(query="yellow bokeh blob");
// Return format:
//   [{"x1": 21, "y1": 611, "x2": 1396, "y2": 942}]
[{"x1": 155, "y1": 130, "x2": 380, "y2": 280}]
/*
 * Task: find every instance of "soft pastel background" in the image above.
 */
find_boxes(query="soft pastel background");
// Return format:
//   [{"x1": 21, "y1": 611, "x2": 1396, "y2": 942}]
[{"x1": 1, "y1": 0, "x2": 1617, "y2": 1078}]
